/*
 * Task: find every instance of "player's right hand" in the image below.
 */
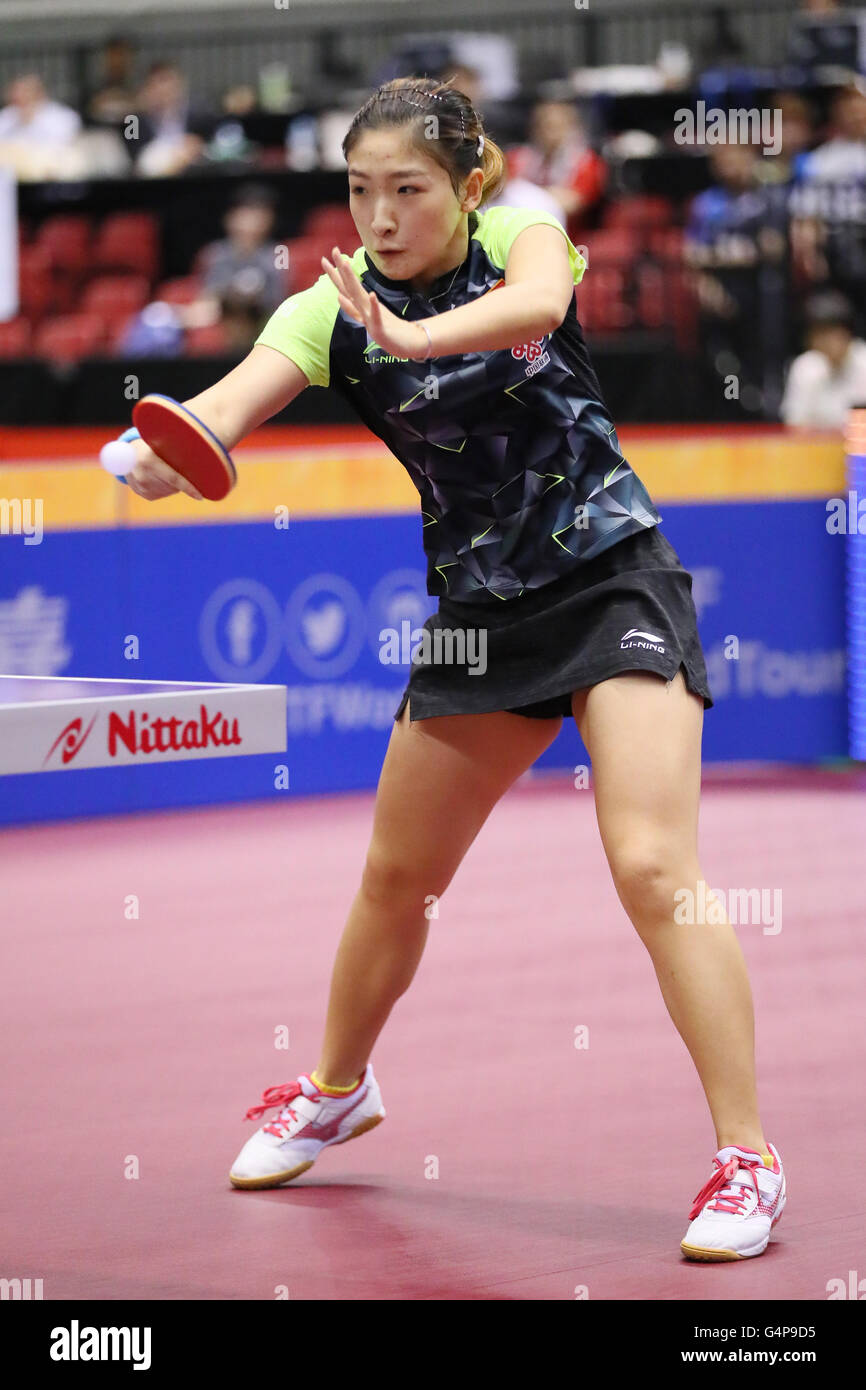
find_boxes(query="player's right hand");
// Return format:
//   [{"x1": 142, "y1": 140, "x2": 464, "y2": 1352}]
[{"x1": 122, "y1": 437, "x2": 203, "y2": 502}]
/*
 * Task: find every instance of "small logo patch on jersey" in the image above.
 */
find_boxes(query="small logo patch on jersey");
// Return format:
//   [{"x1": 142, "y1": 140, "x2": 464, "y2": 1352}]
[
  {"x1": 620, "y1": 627, "x2": 666, "y2": 653},
  {"x1": 512, "y1": 336, "x2": 550, "y2": 378}
]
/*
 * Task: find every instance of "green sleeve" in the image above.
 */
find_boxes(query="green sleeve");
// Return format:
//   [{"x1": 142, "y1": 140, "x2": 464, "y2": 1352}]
[
  {"x1": 475, "y1": 204, "x2": 587, "y2": 285},
  {"x1": 255, "y1": 252, "x2": 366, "y2": 387}
]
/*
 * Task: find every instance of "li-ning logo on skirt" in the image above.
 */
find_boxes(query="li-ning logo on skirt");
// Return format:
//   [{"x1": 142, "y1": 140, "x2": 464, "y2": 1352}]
[{"x1": 620, "y1": 628, "x2": 666, "y2": 653}]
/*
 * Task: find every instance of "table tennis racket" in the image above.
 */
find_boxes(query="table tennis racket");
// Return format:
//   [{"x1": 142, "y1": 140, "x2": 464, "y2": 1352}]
[{"x1": 131, "y1": 394, "x2": 237, "y2": 501}]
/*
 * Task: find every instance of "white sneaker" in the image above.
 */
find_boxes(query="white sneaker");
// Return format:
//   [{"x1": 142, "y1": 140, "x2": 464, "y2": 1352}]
[
  {"x1": 229, "y1": 1063, "x2": 385, "y2": 1190},
  {"x1": 681, "y1": 1142, "x2": 786, "y2": 1260}
]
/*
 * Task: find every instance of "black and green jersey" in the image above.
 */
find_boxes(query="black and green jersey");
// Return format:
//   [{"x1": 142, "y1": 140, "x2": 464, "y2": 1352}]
[{"x1": 256, "y1": 204, "x2": 660, "y2": 604}]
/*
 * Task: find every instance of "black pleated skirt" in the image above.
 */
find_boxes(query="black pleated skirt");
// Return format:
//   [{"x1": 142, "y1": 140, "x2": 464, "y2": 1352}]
[{"x1": 393, "y1": 524, "x2": 713, "y2": 722}]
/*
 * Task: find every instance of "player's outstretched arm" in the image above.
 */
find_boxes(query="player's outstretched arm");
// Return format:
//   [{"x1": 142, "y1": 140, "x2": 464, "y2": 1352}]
[
  {"x1": 121, "y1": 346, "x2": 309, "y2": 502},
  {"x1": 180, "y1": 344, "x2": 310, "y2": 449}
]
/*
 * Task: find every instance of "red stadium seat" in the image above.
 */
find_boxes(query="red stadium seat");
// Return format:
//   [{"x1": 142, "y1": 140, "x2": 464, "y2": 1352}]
[
  {"x1": 581, "y1": 227, "x2": 639, "y2": 269},
  {"x1": 92, "y1": 212, "x2": 160, "y2": 279},
  {"x1": 576, "y1": 268, "x2": 633, "y2": 332},
  {"x1": 635, "y1": 263, "x2": 669, "y2": 329},
  {"x1": 184, "y1": 324, "x2": 228, "y2": 355},
  {"x1": 603, "y1": 196, "x2": 673, "y2": 231},
  {"x1": 33, "y1": 215, "x2": 91, "y2": 275},
  {"x1": 0, "y1": 317, "x2": 32, "y2": 356},
  {"x1": 34, "y1": 313, "x2": 105, "y2": 363},
  {"x1": 153, "y1": 276, "x2": 201, "y2": 305},
  {"x1": 302, "y1": 203, "x2": 359, "y2": 246},
  {"x1": 670, "y1": 270, "x2": 699, "y2": 352},
  {"x1": 80, "y1": 274, "x2": 151, "y2": 322},
  {"x1": 648, "y1": 227, "x2": 685, "y2": 262},
  {"x1": 284, "y1": 236, "x2": 328, "y2": 293},
  {"x1": 257, "y1": 147, "x2": 288, "y2": 169},
  {"x1": 108, "y1": 316, "x2": 136, "y2": 354},
  {"x1": 17, "y1": 246, "x2": 56, "y2": 321}
]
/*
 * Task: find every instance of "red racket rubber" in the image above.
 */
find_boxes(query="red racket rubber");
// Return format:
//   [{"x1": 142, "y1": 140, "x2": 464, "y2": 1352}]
[{"x1": 132, "y1": 394, "x2": 237, "y2": 501}]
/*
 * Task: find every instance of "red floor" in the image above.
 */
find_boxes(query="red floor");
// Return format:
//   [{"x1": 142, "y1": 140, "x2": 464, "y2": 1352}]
[{"x1": 1, "y1": 769, "x2": 864, "y2": 1300}]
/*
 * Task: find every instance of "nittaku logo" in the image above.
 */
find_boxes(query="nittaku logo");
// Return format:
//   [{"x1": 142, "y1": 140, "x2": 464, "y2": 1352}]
[
  {"x1": 44, "y1": 715, "x2": 97, "y2": 767},
  {"x1": 42, "y1": 706, "x2": 242, "y2": 766},
  {"x1": 620, "y1": 627, "x2": 665, "y2": 653},
  {"x1": 512, "y1": 337, "x2": 550, "y2": 377}
]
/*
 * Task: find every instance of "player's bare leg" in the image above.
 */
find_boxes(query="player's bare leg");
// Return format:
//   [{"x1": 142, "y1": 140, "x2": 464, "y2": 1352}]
[
  {"x1": 314, "y1": 699, "x2": 563, "y2": 1087},
  {"x1": 571, "y1": 670, "x2": 768, "y2": 1155}
]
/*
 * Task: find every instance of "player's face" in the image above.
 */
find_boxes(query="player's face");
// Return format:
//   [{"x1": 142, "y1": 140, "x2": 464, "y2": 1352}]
[{"x1": 347, "y1": 128, "x2": 481, "y2": 293}]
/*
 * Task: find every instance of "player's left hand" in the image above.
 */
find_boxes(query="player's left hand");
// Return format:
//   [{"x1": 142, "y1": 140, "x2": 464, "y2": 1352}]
[{"x1": 321, "y1": 245, "x2": 430, "y2": 362}]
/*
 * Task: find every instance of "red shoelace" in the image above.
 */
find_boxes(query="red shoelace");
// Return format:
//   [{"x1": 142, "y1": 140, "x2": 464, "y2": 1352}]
[
  {"x1": 688, "y1": 1155, "x2": 764, "y2": 1220},
  {"x1": 244, "y1": 1081, "x2": 321, "y2": 1136}
]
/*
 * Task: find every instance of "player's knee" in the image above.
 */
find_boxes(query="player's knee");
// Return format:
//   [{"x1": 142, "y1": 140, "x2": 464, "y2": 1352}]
[
  {"x1": 360, "y1": 847, "x2": 449, "y2": 914},
  {"x1": 607, "y1": 840, "x2": 681, "y2": 920}
]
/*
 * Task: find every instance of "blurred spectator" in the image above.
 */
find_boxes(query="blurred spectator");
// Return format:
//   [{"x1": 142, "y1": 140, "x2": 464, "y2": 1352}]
[
  {"x1": 758, "y1": 91, "x2": 816, "y2": 186},
  {"x1": 697, "y1": 8, "x2": 747, "y2": 72},
  {"x1": 0, "y1": 73, "x2": 80, "y2": 146},
  {"x1": 0, "y1": 73, "x2": 83, "y2": 180},
  {"x1": 118, "y1": 301, "x2": 185, "y2": 357},
  {"x1": 442, "y1": 63, "x2": 483, "y2": 112},
  {"x1": 134, "y1": 62, "x2": 216, "y2": 176},
  {"x1": 789, "y1": 82, "x2": 866, "y2": 333},
  {"x1": 484, "y1": 175, "x2": 565, "y2": 224},
  {"x1": 436, "y1": 61, "x2": 524, "y2": 149},
  {"x1": 222, "y1": 85, "x2": 258, "y2": 117},
  {"x1": 214, "y1": 291, "x2": 269, "y2": 353},
  {"x1": 196, "y1": 184, "x2": 285, "y2": 311},
  {"x1": 376, "y1": 34, "x2": 518, "y2": 103},
  {"x1": 685, "y1": 143, "x2": 790, "y2": 409},
  {"x1": 507, "y1": 99, "x2": 607, "y2": 238},
  {"x1": 787, "y1": 0, "x2": 866, "y2": 78},
  {"x1": 198, "y1": 83, "x2": 261, "y2": 171},
  {"x1": 86, "y1": 35, "x2": 138, "y2": 126},
  {"x1": 780, "y1": 290, "x2": 866, "y2": 426}
]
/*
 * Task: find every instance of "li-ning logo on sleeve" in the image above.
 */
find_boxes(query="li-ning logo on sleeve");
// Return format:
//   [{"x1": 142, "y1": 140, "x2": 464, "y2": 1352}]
[
  {"x1": 512, "y1": 337, "x2": 550, "y2": 377},
  {"x1": 620, "y1": 628, "x2": 666, "y2": 653}
]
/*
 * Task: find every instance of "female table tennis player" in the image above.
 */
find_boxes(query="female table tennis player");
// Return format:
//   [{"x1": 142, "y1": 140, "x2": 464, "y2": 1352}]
[{"x1": 120, "y1": 77, "x2": 785, "y2": 1260}]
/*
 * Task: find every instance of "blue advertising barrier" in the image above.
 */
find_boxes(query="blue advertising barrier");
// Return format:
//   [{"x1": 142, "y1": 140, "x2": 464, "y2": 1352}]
[
  {"x1": 847, "y1": 439, "x2": 866, "y2": 761},
  {"x1": 0, "y1": 499, "x2": 848, "y2": 826}
]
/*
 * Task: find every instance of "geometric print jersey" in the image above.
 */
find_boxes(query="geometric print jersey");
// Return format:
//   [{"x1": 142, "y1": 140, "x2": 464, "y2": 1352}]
[{"x1": 256, "y1": 202, "x2": 660, "y2": 603}]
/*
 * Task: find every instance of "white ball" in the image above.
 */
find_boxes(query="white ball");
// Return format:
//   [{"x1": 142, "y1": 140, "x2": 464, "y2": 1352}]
[{"x1": 100, "y1": 440, "x2": 138, "y2": 476}]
